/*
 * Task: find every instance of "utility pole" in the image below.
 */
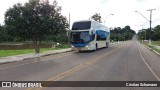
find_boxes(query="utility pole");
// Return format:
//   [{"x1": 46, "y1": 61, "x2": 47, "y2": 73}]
[
  {"x1": 147, "y1": 9, "x2": 156, "y2": 45},
  {"x1": 135, "y1": 9, "x2": 156, "y2": 45},
  {"x1": 141, "y1": 25, "x2": 146, "y2": 40}
]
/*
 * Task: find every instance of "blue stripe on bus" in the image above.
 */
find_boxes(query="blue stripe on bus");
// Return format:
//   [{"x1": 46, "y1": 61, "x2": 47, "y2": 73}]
[{"x1": 96, "y1": 30, "x2": 109, "y2": 39}]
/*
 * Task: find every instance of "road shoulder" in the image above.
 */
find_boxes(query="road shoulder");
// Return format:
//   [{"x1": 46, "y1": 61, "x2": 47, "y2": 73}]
[
  {"x1": 0, "y1": 48, "x2": 72, "y2": 64},
  {"x1": 139, "y1": 42, "x2": 160, "y2": 56}
]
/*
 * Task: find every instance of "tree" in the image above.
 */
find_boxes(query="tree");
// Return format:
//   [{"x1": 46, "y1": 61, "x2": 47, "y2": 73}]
[
  {"x1": 152, "y1": 25, "x2": 160, "y2": 41},
  {"x1": 5, "y1": 0, "x2": 68, "y2": 53},
  {"x1": 0, "y1": 25, "x2": 13, "y2": 42},
  {"x1": 110, "y1": 25, "x2": 136, "y2": 41},
  {"x1": 137, "y1": 27, "x2": 157, "y2": 41},
  {"x1": 0, "y1": 25, "x2": 4, "y2": 42},
  {"x1": 45, "y1": 31, "x2": 68, "y2": 43},
  {"x1": 91, "y1": 13, "x2": 102, "y2": 23}
]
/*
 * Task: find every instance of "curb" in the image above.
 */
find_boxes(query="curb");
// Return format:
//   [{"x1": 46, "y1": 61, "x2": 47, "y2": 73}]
[
  {"x1": 140, "y1": 43, "x2": 160, "y2": 56},
  {"x1": 0, "y1": 48, "x2": 72, "y2": 64}
]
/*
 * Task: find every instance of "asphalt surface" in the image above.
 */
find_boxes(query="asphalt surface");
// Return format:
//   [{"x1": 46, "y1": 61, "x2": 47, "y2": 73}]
[{"x1": 0, "y1": 36, "x2": 160, "y2": 90}]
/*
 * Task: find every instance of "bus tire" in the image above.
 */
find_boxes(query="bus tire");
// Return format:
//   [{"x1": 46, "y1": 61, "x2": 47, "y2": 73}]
[
  {"x1": 106, "y1": 42, "x2": 109, "y2": 48},
  {"x1": 95, "y1": 44, "x2": 98, "y2": 51}
]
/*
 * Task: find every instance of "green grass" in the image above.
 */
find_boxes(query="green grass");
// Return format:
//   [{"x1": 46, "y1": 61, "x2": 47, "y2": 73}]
[
  {"x1": 40, "y1": 45, "x2": 69, "y2": 52},
  {"x1": 151, "y1": 41, "x2": 160, "y2": 46},
  {"x1": 143, "y1": 42, "x2": 160, "y2": 53},
  {"x1": 0, "y1": 45, "x2": 69, "y2": 57},
  {"x1": 0, "y1": 49, "x2": 35, "y2": 57},
  {"x1": 148, "y1": 45, "x2": 160, "y2": 53}
]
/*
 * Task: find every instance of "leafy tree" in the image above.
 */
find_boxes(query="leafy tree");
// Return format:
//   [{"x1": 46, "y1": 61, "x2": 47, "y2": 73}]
[
  {"x1": 0, "y1": 25, "x2": 4, "y2": 42},
  {"x1": 137, "y1": 25, "x2": 160, "y2": 41},
  {"x1": 91, "y1": 13, "x2": 102, "y2": 23},
  {"x1": 152, "y1": 25, "x2": 160, "y2": 40},
  {"x1": 110, "y1": 25, "x2": 136, "y2": 41},
  {"x1": 0, "y1": 25, "x2": 13, "y2": 42},
  {"x1": 5, "y1": 0, "x2": 68, "y2": 53},
  {"x1": 45, "y1": 31, "x2": 68, "y2": 43}
]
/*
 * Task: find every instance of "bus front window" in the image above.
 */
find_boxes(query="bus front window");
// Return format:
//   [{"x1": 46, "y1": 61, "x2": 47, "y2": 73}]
[{"x1": 71, "y1": 31, "x2": 90, "y2": 43}]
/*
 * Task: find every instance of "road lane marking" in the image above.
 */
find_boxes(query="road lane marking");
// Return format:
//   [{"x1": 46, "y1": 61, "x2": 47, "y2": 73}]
[
  {"x1": 0, "y1": 43, "x2": 120, "y2": 70},
  {"x1": 46, "y1": 49, "x2": 117, "y2": 82},
  {"x1": 46, "y1": 46, "x2": 123, "y2": 81},
  {"x1": 141, "y1": 43, "x2": 160, "y2": 56},
  {"x1": 0, "y1": 53, "x2": 73, "y2": 70},
  {"x1": 137, "y1": 42, "x2": 160, "y2": 81},
  {"x1": 0, "y1": 42, "x2": 118, "y2": 67},
  {"x1": 26, "y1": 45, "x2": 126, "y2": 90}
]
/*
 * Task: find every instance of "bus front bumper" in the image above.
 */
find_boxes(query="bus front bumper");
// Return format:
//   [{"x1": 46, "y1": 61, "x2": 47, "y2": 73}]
[{"x1": 71, "y1": 45, "x2": 94, "y2": 51}]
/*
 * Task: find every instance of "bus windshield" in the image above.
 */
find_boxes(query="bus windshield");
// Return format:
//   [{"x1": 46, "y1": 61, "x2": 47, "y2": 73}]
[
  {"x1": 71, "y1": 31, "x2": 90, "y2": 43},
  {"x1": 72, "y1": 21, "x2": 91, "y2": 30}
]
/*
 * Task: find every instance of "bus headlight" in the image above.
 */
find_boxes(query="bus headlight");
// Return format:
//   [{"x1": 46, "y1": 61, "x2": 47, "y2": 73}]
[
  {"x1": 85, "y1": 45, "x2": 89, "y2": 48},
  {"x1": 85, "y1": 45, "x2": 90, "y2": 49},
  {"x1": 71, "y1": 45, "x2": 74, "y2": 47}
]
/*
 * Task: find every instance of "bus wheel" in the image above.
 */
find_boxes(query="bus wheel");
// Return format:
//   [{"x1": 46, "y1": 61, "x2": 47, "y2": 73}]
[
  {"x1": 95, "y1": 44, "x2": 98, "y2": 51},
  {"x1": 106, "y1": 42, "x2": 109, "y2": 48}
]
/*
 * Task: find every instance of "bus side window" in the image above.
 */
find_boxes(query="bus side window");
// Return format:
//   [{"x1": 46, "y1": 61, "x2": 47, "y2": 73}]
[
  {"x1": 96, "y1": 35, "x2": 101, "y2": 41},
  {"x1": 91, "y1": 34, "x2": 95, "y2": 40},
  {"x1": 101, "y1": 35, "x2": 107, "y2": 40},
  {"x1": 101, "y1": 37, "x2": 107, "y2": 40},
  {"x1": 96, "y1": 35, "x2": 106, "y2": 41}
]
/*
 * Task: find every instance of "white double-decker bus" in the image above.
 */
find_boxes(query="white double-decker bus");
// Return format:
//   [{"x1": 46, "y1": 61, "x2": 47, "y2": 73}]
[{"x1": 70, "y1": 20, "x2": 110, "y2": 51}]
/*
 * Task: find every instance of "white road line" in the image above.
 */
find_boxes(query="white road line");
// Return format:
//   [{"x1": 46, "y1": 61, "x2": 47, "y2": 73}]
[{"x1": 137, "y1": 42, "x2": 160, "y2": 81}]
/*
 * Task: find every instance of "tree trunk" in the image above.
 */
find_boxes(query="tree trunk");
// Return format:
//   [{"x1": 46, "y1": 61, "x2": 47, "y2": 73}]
[
  {"x1": 37, "y1": 35, "x2": 41, "y2": 53},
  {"x1": 33, "y1": 35, "x2": 41, "y2": 53}
]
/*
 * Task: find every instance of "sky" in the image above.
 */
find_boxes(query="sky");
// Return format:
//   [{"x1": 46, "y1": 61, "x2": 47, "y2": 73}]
[{"x1": 0, "y1": 0, "x2": 160, "y2": 33}]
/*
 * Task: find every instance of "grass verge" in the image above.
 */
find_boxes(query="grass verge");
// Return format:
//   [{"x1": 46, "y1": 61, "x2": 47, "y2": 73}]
[
  {"x1": 0, "y1": 45, "x2": 69, "y2": 57},
  {"x1": 143, "y1": 42, "x2": 160, "y2": 54},
  {"x1": 151, "y1": 41, "x2": 160, "y2": 46}
]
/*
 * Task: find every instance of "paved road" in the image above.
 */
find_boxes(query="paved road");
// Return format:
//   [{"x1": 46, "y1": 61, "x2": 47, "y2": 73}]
[{"x1": 0, "y1": 37, "x2": 160, "y2": 90}]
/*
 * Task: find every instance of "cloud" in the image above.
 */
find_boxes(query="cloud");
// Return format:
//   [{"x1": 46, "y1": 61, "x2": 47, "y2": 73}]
[
  {"x1": 136, "y1": 0, "x2": 147, "y2": 2},
  {"x1": 100, "y1": 0, "x2": 110, "y2": 4},
  {"x1": 0, "y1": 0, "x2": 28, "y2": 24}
]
